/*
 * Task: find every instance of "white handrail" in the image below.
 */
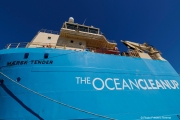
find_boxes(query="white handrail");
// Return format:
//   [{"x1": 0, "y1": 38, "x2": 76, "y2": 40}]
[
  {"x1": 16, "y1": 43, "x2": 20, "y2": 48},
  {"x1": 7, "y1": 44, "x2": 11, "y2": 49},
  {"x1": 6, "y1": 42, "x2": 29, "y2": 49}
]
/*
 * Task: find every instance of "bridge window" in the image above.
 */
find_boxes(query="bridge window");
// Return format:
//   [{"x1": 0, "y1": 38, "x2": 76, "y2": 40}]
[
  {"x1": 67, "y1": 23, "x2": 77, "y2": 30},
  {"x1": 89, "y1": 28, "x2": 98, "y2": 34},
  {"x1": 78, "y1": 26, "x2": 88, "y2": 32}
]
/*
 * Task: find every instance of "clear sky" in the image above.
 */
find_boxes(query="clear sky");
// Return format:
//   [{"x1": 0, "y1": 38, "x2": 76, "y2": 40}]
[{"x1": 0, "y1": 0, "x2": 180, "y2": 73}]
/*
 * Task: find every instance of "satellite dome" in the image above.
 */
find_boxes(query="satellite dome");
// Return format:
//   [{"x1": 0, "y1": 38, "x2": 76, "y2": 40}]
[{"x1": 68, "y1": 17, "x2": 74, "y2": 23}]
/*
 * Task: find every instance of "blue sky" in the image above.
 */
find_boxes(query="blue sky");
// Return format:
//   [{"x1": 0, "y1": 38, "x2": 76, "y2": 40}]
[{"x1": 0, "y1": 0, "x2": 180, "y2": 73}]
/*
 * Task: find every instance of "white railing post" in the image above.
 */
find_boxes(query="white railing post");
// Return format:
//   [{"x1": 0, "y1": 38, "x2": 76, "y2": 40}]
[
  {"x1": 7, "y1": 44, "x2": 11, "y2": 49},
  {"x1": 16, "y1": 43, "x2": 20, "y2": 48},
  {"x1": 25, "y1": 43, "x2": 29, "y2": 48}
]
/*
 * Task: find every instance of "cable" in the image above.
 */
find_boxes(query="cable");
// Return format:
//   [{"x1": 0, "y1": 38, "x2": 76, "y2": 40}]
[{"x1": 0, "y1": 71, "x2": 115, "y2": 120}]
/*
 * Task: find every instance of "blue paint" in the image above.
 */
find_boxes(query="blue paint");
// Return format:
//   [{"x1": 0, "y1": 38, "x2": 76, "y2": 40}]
[{"x1": 0, "y1": 48, "x2": 180, "y2": 120}]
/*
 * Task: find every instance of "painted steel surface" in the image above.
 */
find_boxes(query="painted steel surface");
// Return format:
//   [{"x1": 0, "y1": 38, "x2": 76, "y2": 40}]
[{"x1": 0, "y1": 48, "x2": 180, "y2": 120}]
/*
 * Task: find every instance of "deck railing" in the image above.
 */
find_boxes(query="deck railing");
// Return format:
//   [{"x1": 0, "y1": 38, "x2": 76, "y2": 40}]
[
  {"x1": 5, "y1": 42, "x2": 122, "y2": 56},
  {"x1": 30, "y1": 42, "x2": 66, "y2": 49},
  {"x1": 39, "y1": 29, "x2": 59, "y2": 35},
  {"x1": 5, "y1": 40, "x2": 117, "y2": 50},
  {"x1": 107, "y1": 39, "x2": 116, "y2": 43},
  {"x1": 6, "y1": 42, "x2": 29, "y2": 49},
  {"x1": 5, "y1": 42, "x2": 83, "y2": 49}
]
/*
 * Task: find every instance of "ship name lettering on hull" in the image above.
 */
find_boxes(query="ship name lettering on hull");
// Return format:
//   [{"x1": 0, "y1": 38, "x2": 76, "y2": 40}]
[
  {"x1": 76, "y1": 77, "x2": 179, "y2": 91},
  {"x1": 7, "y1": 60, "x2": 53, "y2": 66}
]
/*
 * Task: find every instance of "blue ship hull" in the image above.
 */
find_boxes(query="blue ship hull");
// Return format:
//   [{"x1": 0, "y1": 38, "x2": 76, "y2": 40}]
[{"x1": 0, "y1": 48, "x2": 180, "y2": 120}]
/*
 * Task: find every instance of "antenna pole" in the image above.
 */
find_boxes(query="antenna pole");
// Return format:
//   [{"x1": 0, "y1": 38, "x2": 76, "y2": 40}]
[{"x1": 83, "y1": 18, "x2": 87, "y2": 25}]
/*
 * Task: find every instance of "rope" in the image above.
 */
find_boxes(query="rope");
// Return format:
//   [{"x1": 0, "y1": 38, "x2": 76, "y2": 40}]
[
  {"x1": 1, "y1": 71, "x2": 180, "y2": 119},
  {"x1": 0, "y1": 72, "x2": 115, "y2": 120}
]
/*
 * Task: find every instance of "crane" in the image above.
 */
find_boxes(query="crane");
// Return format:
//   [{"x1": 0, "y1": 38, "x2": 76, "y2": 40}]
[{"x1": 121, "y1": 40, "x2": 165, "y2": 60}]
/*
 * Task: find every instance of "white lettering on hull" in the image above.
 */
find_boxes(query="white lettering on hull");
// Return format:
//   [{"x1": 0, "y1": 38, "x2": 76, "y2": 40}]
[{"x1": 76, "y1": 77, "x2": 180, "y2": 91}]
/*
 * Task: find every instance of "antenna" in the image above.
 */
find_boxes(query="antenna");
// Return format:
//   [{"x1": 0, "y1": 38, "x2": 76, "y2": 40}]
[{"x1": 83, "y1": 18, "x2": 87, "y2": 25}]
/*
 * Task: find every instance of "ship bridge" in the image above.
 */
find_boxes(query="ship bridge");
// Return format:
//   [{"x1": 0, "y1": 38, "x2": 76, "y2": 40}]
[
  {"x1": 24, "y1": 17, "x2": 117, "y2": 52},
  {"x1": 4, "y1": 17, "x2": 167, "y2": 59},
  {"x1": 58, "y1": 17, "x2": 117, "y2": 49}
]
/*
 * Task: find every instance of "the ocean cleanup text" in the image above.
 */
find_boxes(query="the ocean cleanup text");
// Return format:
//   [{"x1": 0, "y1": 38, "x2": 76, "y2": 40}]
[{"x1": 76, "y1": 77, "x2": 179, "y2": 90}]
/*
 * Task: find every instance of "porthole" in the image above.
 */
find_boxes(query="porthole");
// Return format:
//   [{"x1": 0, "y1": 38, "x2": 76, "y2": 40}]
[
  {"x1": 24, "y1": 53, "x2": 29, "y2": 59},
  {"x1": 17, "y1": 77, "x2": 21, "y2": 82},
  {"x1": 44, "y1": 53, "x2": 49, "y2": 59},
  {"x1": 79, "y1": 42, "x2": 82, "y2": 45},
  {"x1": 70, "y1": 40, "x2": 74, "y2": 43}
]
